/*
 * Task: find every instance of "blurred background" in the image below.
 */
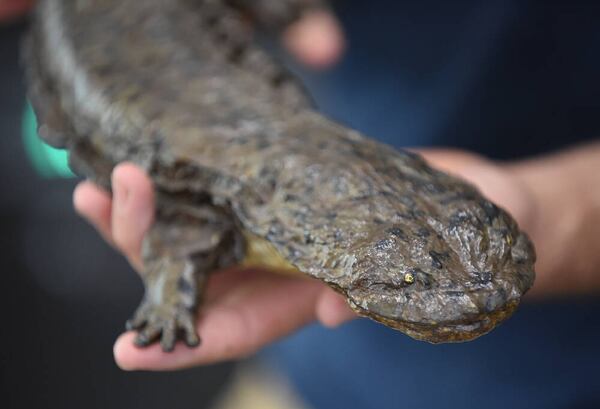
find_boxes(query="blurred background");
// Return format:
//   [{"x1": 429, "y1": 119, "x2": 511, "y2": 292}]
[{"x1": 2, "y1": 1, "x2": 600, "y2": 408}]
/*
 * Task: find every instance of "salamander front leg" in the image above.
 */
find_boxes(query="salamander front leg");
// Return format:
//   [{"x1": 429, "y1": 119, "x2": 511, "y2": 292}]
[
  {"x1": 126, "y1": 203, "x2": 239, "y2": 352},
  {"x1": 126, "y1": 255, "x2": 204, "y2": 351}
]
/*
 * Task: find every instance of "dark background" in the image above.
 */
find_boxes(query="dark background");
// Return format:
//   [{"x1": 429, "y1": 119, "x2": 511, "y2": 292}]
[{"x1": 0, "y1": 20, "x2": 234, "y2": 409}]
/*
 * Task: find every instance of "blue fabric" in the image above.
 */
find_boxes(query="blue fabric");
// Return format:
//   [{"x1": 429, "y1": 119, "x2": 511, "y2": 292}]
[
  {"x1": 268, "y1": 1, "x2": 600, "y2": 408},
  {"x1": 270, "y1": 299, "x2": 600, "y2": 409}
]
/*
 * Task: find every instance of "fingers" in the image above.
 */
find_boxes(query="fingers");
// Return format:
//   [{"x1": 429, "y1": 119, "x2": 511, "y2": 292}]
[
  {"x1": 71, "y1": 162, "x2": 354, "y2": 370},
  {"x1": 73, "y1": 180, "x2": 113, "y2": 243},
  {"x1": 110, "y1": 163, "x2": 155, "y2": 270},
  {"x1": 73, "y1": 163, "x2": 155, "y2": 271},
  {"x1": 417, "y1": 148, "x2": 538, "y2": 233},
  {"x1": 115, "y1": 269, "x2": 359, "y2": 371},
  {"x1": 415, "y1": 148, "x2": 490, "y2": 176},
  {"x1": 315, "y1": 287, "x2": 356, "y2": 328},
  {"x1": 208, "y1": 268, "x2": 357, "y2": 328},
  {"x1": 283, "y1": 9, "x2": 345, "y2": 69},
  {"x1": 114, "y1": 269, "x2": 324, "y2": 371}
]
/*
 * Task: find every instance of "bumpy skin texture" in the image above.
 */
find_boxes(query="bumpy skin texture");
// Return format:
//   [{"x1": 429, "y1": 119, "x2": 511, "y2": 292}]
[{"x1": 24, "y1": 0, "x2": 535, "y2": 349}]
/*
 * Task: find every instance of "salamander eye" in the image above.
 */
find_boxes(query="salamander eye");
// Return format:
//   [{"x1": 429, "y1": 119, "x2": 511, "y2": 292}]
[{"x1": 403, "y1": 272, "x2": 415, "y2": 284}]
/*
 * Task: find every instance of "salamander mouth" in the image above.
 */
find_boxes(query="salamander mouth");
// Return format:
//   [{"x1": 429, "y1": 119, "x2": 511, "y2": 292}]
[{"x1": 348, "y1": 298, "x2": 520, "y2": 343}]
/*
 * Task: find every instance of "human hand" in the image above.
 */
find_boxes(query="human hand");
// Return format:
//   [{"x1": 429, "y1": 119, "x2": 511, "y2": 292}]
[
  {"x1": 74, "y1": 148, "x2": 547, "y2": 370},
  {"x1": 74, "y1": 163, "x2": 353, "y2": 370}
]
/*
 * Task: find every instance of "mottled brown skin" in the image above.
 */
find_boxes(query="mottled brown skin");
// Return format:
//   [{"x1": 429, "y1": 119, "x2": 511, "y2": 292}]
[{"x1": 24, "y1": 0, "x2": 536, "y2": 351}]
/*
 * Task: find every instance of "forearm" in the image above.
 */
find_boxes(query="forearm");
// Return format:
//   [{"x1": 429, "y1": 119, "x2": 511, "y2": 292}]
[{"x1": 508, "y1": 142, "x2": 600, "y2": 297}]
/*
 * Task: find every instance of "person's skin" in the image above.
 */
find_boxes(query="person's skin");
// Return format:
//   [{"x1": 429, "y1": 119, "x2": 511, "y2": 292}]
[
  {"x1": 24, "y1": 7, "x2": 597, "y2": 370},
  {"x1": 0, "y1": 0, "x2": 33, "y2": 21}
]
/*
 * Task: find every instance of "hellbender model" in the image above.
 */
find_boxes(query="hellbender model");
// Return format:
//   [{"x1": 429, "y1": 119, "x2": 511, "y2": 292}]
[{"x1": 24, "y1": 0, "x2": 536, "y2": 351}]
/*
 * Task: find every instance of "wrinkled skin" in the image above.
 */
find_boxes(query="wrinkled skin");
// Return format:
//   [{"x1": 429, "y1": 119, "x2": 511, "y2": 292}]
[{"x1": 24, "y1": 0, "x2": 535, "y2": 350}]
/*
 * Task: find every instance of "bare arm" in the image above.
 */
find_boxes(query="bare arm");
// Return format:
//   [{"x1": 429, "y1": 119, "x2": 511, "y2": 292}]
[{"x1": 508, "y1": 142, "x2": 600, "y2": 297}]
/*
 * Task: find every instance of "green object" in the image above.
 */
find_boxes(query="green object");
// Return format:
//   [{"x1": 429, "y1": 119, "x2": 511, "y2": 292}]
[{"x1": 22, "y1": 102, "x2": 75, "y2": 178}]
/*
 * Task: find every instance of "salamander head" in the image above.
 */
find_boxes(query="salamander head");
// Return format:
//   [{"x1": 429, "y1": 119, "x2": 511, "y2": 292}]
[{"x1": 343, "y1": 204, "x2": 536, "y2": 343}]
